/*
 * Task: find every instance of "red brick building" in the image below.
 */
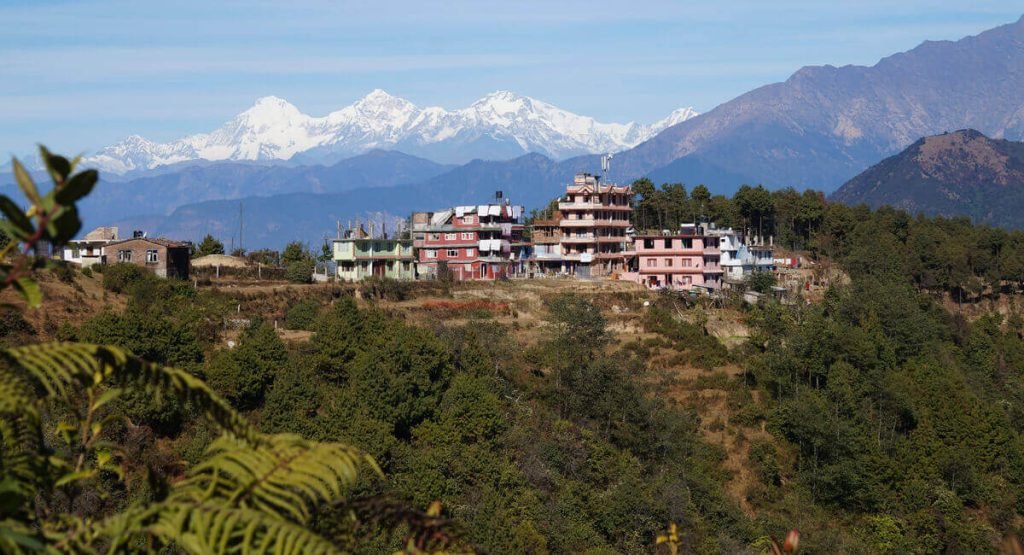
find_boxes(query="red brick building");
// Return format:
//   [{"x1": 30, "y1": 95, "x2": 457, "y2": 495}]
[{"x1": 412, "y1": 200, "x2": 526, "y2": 281}]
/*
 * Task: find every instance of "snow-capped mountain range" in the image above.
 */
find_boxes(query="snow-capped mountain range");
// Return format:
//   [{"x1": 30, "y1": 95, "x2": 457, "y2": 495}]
[{"x1": 86, "y1": 90, "x2": 697, "y2": 173}]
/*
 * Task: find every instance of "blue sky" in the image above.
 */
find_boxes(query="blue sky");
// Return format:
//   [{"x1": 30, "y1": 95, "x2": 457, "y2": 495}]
[{"x1": 1, "y1": 0, "x2": 1022, "y2": 156}]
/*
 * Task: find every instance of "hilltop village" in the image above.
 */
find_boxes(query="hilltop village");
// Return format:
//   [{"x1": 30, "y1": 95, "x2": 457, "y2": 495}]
[{"x1": 60, "y1": 172, "x2": 782, "y2": 295}]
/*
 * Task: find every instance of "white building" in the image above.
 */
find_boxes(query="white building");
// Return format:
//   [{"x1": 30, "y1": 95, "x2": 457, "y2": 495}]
[
  {"x1": 705, "y1": 226, "x2": 774, "y2": 285},
  {"x1": 61, "y1": 226, "x2": 119, "y2": 267}
]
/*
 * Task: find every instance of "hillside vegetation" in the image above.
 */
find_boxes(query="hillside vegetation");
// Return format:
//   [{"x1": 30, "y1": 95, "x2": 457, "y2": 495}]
[{"x1": 8, "y1": 152, "x2": 1024, "y2": 553}]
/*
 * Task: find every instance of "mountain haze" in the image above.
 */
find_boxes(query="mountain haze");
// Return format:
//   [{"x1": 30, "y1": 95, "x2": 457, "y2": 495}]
[
  {"x1": 0, "y1": 150, "x2": 452, "y2": 233},
  {"x1": 831, "y1": 129, "x2": 1024, "y2": 228}
]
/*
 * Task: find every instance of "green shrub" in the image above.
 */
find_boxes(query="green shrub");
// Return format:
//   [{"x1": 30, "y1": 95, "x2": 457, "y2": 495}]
[
  {"x1": 748, "y1": 439, "x2": 782, "y2": 487},
  {"x1": 285, "y1": 259, "x2": 315, "y2": 284},
  {"x1": 102, "y1": 262, "x2": 150, "y2": 293},
  {"x1": 359, "y1": 277, "x2": 410, "y2": 301},
  {"x1": 0, "y1": 307, "x2": 36, "y2": 340},
  {"x1": 51, "y1": 261, "x2": 76, "y2": 283},
  {"x1": 285, "y1": 298, "x2": 320, "y2": 330},
  {"x1": 746, "y1": 271, "x2": 777, "y2": 294}
]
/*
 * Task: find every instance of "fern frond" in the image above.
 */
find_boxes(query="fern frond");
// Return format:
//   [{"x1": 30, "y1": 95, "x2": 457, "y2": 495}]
[
  {"x1": 0, "y1": 373, "x2": 45, "y2": 519},
  {"x1": 177, "y1": 434, "x2": 379, "y2": 523},
  {"x1": 149, "y1": 504, "x2": 342, "y2": 555},
  {"x1": 0, "y1": 519, "x2": 47, "y2": 554},
  {"x1": 55, "y1": 434, "x2": 377, "y2": 554},
  {"x1": 4, "y1": 342, "x2": 254, "y2": 441}
]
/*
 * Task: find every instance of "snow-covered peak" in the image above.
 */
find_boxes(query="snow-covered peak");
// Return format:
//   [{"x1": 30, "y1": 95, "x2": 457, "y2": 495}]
[
  {"x1": 84, "y1": 91, "x2": 700, "y2": 173},
  {"x1": 351, "y1": 89, "x2": 417, "y2": 116},
  {"x1": 471, "y1": 90, "x2": 531, "y2": 112},
  {"x1": 235, "y1": 96, "x2": 306, "y2": 127},
  {"x1": 652, "y1": 107, "x2": 700, "y2": 132}
]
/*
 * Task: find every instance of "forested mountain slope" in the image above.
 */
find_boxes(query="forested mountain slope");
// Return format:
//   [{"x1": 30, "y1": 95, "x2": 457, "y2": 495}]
[{"x1": 832, "y1": 129, "x2": 1024, "y2": 228}]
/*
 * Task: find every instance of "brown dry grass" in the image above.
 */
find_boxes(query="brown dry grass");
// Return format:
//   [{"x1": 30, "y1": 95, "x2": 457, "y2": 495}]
[
  {"x1": 663, "y1": 363, "x2": 771, "y2": 516},
  {"x1": 0, "y1": 268, "x2": 126, "y2": 339}
]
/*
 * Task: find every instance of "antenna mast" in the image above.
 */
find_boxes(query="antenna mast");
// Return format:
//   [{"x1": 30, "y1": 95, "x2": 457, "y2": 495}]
[{"x1": 238, "y1": 202, "x2": 244, "y2": 254}]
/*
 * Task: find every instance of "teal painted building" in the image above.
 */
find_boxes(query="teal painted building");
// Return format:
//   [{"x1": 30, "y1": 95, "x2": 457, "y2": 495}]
[{"x1": 333, "y1": 235, "x2": 416, "y2": 281}]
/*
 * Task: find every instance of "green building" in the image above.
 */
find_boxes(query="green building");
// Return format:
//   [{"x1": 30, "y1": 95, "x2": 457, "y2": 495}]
[{"x1": 333, "y1": 232, "x2": 416, "y2": 282}]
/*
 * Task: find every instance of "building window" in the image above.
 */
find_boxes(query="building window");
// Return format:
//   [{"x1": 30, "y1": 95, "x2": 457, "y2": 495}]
[
  {"x1": 682, "y1": 276, "x2": 691, "y2": 285},
  {"x1": 462, "y1": 216, "x2": 474, "y2": 224},
  {"x1": 117, "y1": 249, "x2": 132, "y2": 262},
  {"x1": 445, "y1": 233, "x2": 457, "y2": 241},
  {"x1": 447, "y1": 249, "x2": 459, "y2": 257},
  {"x1": 429, "y1": 233, "x2": 440, "y2": 241},
  {"x1": 646, "y1": 258, "x2": 656, "y2": 268},
  {"x1": 663, "y1": 239, "x2": 672, "y2": 249},
  {"x1": 466, "y1": 248, "x2": 475, "y2": 257},
  {"x1": 425, "y1": 250, "x2": 437, "y2": 259},
  {"x1": 664, "y1": 258, "x2": 673, "y2": 267},
  {"x1": 145, "y1": 249, "x2": 158, "y2": 264},
  {"x1": 682, "y1": 259, "x2": 692, "y2": 267},
  {"x1": 643, "y1": 238, "x2": 654, "y2": 249},
  {"x1": 414, "y1": 233, "x2": 425, "y2": 241},
  {"x1": 461, "y1": 232, "x2": 474, "y2": 240},
  {"x1": 465, "y1": 263, "x2": 473, "y2": 271}
]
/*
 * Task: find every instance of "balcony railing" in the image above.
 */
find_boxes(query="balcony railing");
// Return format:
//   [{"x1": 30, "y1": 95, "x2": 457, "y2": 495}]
[
  {"x1": 558, "y1": 202, "x2": 632, "y2": 211},
  {"x1": 559, "y1": 219, "x2": 631, "y2": 228},
  {"x1": 635, "y1": 247, "x2": 704, "y2": 256}
]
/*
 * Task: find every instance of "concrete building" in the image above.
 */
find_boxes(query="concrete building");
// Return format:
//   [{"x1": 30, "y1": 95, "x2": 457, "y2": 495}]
[
  {"x1": 412, "y1": 198, "x2": 526, "y2": 281},
  {"x1": 705, "y1": 226, "x2": 774, "y2": 286},
  {"x1": 557, "y1": 173, "x2": 632, "y2": 277},
  {"x1": 61, "y1": 226, "x2": 119, "y2": 267},
  {"x1": 332, "y1": 224, "x2": 415, "y2": 282},
  {"x1": 527, "y1": 213, "x2": 563, "y2": 275},
  {"x1": 102, "y1": 232, "x2": 190, "y2": 279},
  {"x1": 622, "y1": 224, "x2": 723, "y2": 290}
]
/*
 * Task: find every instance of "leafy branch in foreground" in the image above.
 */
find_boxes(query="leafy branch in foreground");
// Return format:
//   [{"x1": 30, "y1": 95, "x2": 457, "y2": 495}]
[{"x1": 0, "y1": 150, "x2": 444, "y2": 554}]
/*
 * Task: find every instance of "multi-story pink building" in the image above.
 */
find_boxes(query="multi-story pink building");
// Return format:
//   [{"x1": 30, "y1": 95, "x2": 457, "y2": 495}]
[
  {"x1": 557, "y1": 173, "x2": 632, "y2": 277},
  {"x1": 622, "y1": 224, "x2": 723, "y2": 290},
  {"x1": 411, "y1": 199, "x2": 526, "y2": 281}
]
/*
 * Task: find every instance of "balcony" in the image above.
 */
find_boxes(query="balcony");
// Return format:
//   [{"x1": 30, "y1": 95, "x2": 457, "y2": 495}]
[
  {"x1": 531, "y1": 233, "x2": 561, "y2": 244},
  {"x1": 559, "y1": 218, "x2": 631, "y2": 228},
  {"x1": 639, "y1": 267, "x2": 704, "y2": 274},
  {"x1": 558, "y1": 202, "x2": 632, "y2": 211},
  {"x1": 561, "y1": 235, "x2": 597, "y2": 244},
  {"x1": 530, "y1": 251, "x2": 563, "y2": 260},
  {"x1": 635, "y1": 248, "x2": 704, "y2": 256}
]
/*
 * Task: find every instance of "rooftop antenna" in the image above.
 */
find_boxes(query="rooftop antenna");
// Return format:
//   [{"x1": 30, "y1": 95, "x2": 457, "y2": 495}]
[{"x1": 601, "y1": 153, "x2": 613, "y2": 175}]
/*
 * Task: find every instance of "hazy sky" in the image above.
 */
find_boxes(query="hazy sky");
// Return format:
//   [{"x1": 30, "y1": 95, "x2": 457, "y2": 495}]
[{"x1": 1, "y1": 1, "x2": 1021, "y2": 156}]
